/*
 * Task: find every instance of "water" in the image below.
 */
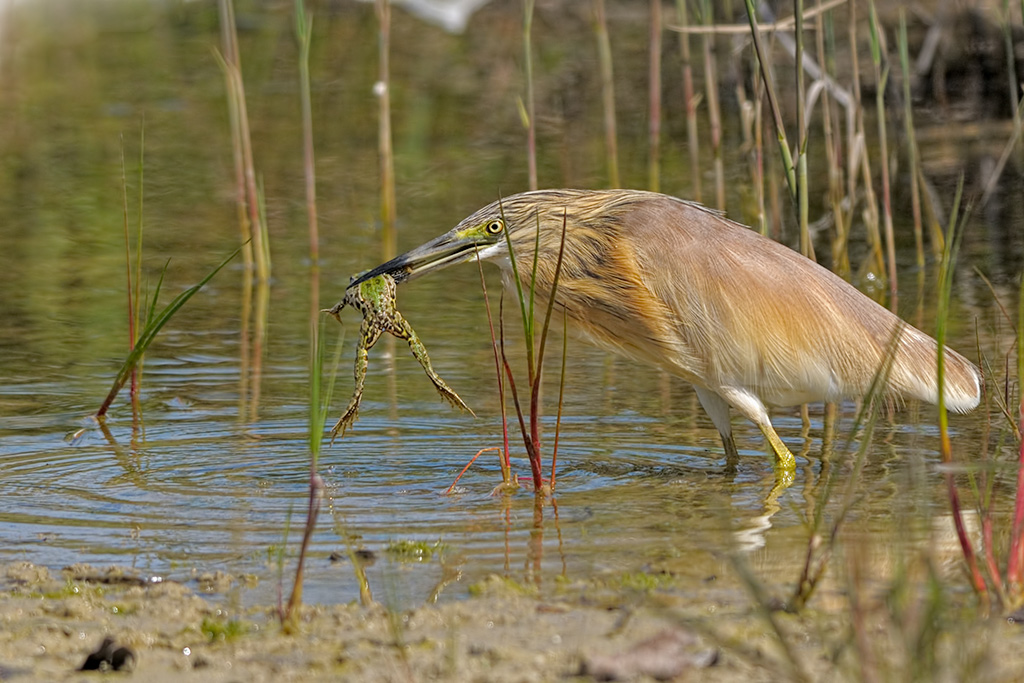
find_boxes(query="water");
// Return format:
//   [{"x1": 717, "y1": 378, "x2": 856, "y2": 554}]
[{"x1": 0, "y1": 0, "x2": 1018, "y2": 609}]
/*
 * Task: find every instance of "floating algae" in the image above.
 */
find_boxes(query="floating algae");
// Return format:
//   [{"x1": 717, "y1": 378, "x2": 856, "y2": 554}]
[{"x1": 324, "y1": 273, "x2": 474, "y2": 440}]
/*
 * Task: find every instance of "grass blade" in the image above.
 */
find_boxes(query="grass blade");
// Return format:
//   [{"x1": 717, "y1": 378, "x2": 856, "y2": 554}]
[
  {"x1": 95, "y1": 244, "x2": 245, "y2": 418},
  {"x1": 934, "y1": 177, "x2": 988, "y2": 604}
]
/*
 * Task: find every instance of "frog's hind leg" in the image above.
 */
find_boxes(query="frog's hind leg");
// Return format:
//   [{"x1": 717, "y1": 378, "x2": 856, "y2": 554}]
[
  {"x1": 330, "y1": 325, "x2": 382, "y2": 441},
  {"x1": 400, "y1": 324, "x2": 474, "y2": 416}
]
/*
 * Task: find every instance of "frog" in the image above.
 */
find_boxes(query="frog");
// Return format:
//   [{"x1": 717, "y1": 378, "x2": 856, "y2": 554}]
[{"x1": 323, "y1": 273, "x2": 474, "y2": 441}]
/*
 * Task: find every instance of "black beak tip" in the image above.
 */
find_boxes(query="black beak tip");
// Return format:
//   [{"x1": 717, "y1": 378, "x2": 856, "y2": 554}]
[{"x1": 347, "y1": 262, "x2": 410, "y2": 289}]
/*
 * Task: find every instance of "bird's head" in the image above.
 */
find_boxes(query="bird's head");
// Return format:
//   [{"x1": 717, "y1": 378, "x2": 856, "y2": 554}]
[{"x1": 348, "y1": 190, "x2": 608, "y2": 288}]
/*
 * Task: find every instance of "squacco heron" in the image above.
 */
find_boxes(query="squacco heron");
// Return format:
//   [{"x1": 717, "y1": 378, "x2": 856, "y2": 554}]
[{"x1": 350, "y1": 189, "x2": 981, "y2": 472}]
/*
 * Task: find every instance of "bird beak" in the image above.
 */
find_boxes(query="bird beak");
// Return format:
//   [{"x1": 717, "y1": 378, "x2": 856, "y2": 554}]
[{"x1": 348, "y1": 229, "x2": 483, "y2": 287}]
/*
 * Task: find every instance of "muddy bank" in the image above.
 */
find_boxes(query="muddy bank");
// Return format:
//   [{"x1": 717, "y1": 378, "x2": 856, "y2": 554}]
[
  {"x1": 3, "y1": 562, "x2": 1024, "y2": 682},
  {"x1": 0, "y1": 562, "x2": 722, "y2": 682}
]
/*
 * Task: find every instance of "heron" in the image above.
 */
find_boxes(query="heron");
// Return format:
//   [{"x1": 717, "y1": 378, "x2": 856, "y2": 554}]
[{"x1": 349, "y1": 189, "x2": 982, "y2": 472}]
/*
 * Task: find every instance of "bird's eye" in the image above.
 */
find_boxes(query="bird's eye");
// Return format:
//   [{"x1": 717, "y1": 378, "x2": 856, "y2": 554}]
[{"x1": 485, "y1": 219, "x2": 504, "y2": 235}]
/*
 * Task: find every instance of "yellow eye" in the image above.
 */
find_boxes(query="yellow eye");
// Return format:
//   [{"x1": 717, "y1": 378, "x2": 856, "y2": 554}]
[{"x1": 485, "y1": 219, "x2": 504, "y2": 235}]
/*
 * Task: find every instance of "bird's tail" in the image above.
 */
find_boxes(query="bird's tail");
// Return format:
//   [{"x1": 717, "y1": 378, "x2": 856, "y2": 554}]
[{"x1": 890, "y1": 324, "x2": 981, "y2": 413}]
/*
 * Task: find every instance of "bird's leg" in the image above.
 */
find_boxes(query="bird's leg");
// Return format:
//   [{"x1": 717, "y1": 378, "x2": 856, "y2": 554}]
[
  {"x1": 694, "y1": 387, "x2": 740, "y2": 472},
  {"x1": 710, "y1": 387, "x2": 797, "y2": 474},
  {"x1": 330, "y1": 323, "x2": 382, "y2": 442}
]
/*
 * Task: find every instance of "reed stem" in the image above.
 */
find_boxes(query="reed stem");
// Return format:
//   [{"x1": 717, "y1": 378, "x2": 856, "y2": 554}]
[
  {"x1": 743, "y1": 0, "x2": 797, "y2": 201},
  {"x1": 675, "y1": 0, "x2": 701, "y2": 201},
  {"x1": 475, "y1": 252, "x2": 514, "y2": 486},
  {"x1": 524, "y1": 0, "x2": 537, "y2": 191},
  {"x1": 295, "y1": 0, "x2": 318, "y2": 269},
  {"x1": 593, "y1": 0, "x2": 620, "y2": 188},
  {"x1": 376, "y1": 0, "x2": 396, "y2": 261},
  {"x1": 648, "y1": 0, "x2": 661, "y2": 192},
  {"x1": 1004, "y1": 0, "x2": 1022, "y2": 133},
  {"x1": 868, "y1": 1, "x2": 898, "y2": 312},
  {"x1": 935, "y1": 180, "x2": 988, "y2": 604},
  {"x1": 818, "y1": 2, "x2": 848, "y2": 276},
  {"x1": 216, "y1": 0, "x2": 270, "y2": 289},
  {"x1": 119, "y1": 139, "x2": 139, "y2": 411},
  {"x1": 752, "y1": 59, "x2": 767, "y2": 234},
  {"x1": 702, "y1": 0, "x2": 725, "y2": 209},
  {"x1": 845, "y1": 0, "x2": 860, "y2": 198},
  {"x1": 1008, "y1": 265, "x2": 1024, "y2": 587},
  {"x1": 897, "y1": 10, "x2": 927, "y2": 266},
  {"x1": 794, "y1": 0, "x2": 812, "y2": 260}
]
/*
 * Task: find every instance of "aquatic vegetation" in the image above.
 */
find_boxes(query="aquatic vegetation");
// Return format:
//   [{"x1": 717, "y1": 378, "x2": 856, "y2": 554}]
[
  {"x1": 384, "y1": 539, "x2": 447, "y2": 563},
  {"x1": 467, "y1": 574, "x2": 538, "y2": 598},
  {"x1": 93, "y1": 246, "x2": 242, "y2": 421},
  {"x1": 200, "y1": 617, "x2": 251, "y2": 642}
]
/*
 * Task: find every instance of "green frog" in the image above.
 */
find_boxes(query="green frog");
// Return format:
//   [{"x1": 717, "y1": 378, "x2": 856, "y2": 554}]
[{"x1": 324, "y1": 273, "x2": 473, "y2": 440}]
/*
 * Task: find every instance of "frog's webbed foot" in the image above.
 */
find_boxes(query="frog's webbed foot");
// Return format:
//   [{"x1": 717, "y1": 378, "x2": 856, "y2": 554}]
[
  {"x1": 329, "y1": 396, "x2": 361, "y2": 443},
  {"x1": 330, "y1": 328, "x2": 378, "y2": 443},
  {"x1": 427, "y1": 375, "x2": 475, "y2": 416},
  {"x1": 400, "y1": 326, "x2": 475, "y2": 417},
  {"x1": 321, "y1": 301, "x2": 347, "y2": 324}
]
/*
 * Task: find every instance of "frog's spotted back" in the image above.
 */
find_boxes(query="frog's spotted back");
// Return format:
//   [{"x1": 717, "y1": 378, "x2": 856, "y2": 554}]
[{"x1": 323, "y1": 273, "x2": 474, "y2": 441}]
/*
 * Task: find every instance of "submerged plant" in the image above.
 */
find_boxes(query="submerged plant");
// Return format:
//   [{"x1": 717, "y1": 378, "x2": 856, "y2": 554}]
[{"x1": 384, "y1": 539, "x2": 447, "y2": 562}]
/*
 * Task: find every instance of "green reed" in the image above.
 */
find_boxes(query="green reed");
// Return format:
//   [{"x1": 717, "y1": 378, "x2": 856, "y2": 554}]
[
  {"x1": 94, "y1": 125, "x2": 241, "y2": 422},
  {"x1": 868, "y1": 0, "x2": 897, "y2": 311},
  {"x1": 742, "y1": 0, "x2": 797, "y2": 203},
  {"x1": 296, "y1": 0, "x2": 318, "y2": 270},
  {"x1": 1003, "y1": 0, "x2": 1022, "y2": 134},
  {"x1": 281, "y1": 0, "x2": 329, "y2": 629},
  {"x1": 817, "y1": 5, "x2": 849, "y2": 276},
  {"x1": 1010, "y1": 262, "x2": 1024, "y2": 593},
  {"x1": 377, "y1": 0, "x2": 396, "y2": 261},
  {"x1": 897, "y1": 10, "x2": 928, "y2": 267},
  {"x1": 934, "y1": 179, "x2": 989, "y2": 605},
  {"x1": 648, "y1": 0, "x2": 661, "y2": 193},
  {"x1": 216, "y1": 0, "x2": 270, "y2": 284},
  {"x1": 793, "y1": 0, "x2": 811, "y2": 259},
  {"x1": 119, "y1": 132, "x2": 143, "y2": 418},
  {"x1": 496, "y1": 200, "x2": 568, "y2": 492},
  {"x1": 523, "y1": 0, "x2": 537, "y2": 191},
  {"x1": 700, "y1": 0, "x2": 725, "y2": 209},
  {"x1": 593, "y1": 0, "x2": 620, "y2": 188},
  {"x1": 96, "y1": 246, "x2": 243, "y2": 420},
  {"x1": 674, "y1": 0, "x2": 701, "y2": 201}
]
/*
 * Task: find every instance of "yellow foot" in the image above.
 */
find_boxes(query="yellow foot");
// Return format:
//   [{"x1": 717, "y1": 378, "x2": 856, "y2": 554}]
[{"x1": 763, "y1": 427, "x2": 797, "y2": 473}]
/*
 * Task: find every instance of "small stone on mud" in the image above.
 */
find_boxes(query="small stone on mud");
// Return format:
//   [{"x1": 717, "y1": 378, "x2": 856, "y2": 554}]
[{"x1": 580, "y1": 628, "x2": 717, "y2": 681}]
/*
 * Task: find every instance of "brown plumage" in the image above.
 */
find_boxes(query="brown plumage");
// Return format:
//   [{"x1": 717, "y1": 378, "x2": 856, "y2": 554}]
[{"x1": 351, "y1": 189, "x2": 982, "y2": 471}]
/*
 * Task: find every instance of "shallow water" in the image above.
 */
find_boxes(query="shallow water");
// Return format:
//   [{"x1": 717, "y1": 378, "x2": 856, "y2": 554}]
[{"x1": 0, "y1": 0, "x2": 1019, "y2": 610}]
